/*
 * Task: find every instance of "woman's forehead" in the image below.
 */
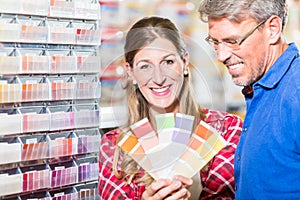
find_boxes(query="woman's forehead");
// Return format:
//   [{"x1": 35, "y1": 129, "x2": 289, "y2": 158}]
[{"x1": 137, "y1": 38, "x2": 177, "y2": 55}]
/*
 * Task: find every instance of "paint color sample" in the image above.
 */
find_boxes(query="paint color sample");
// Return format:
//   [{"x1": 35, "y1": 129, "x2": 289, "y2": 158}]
[
  {"x1": 172, "y1": 129, "x2": 191, "y2": 145},
  {"x1": 156, "y1": 113, "x2": 175, "y2": 130},
  {"x1": 130, "y1": 118, "x2": 159, "y2": 151},
  {"x1": 171, "y1": 158, "x2": 195, "y2": 178},
  {"x1": 194, "y1": 121, "x2": 213, "y2": 139},
  {"x1": 175, "y1": 113, "x2": 194, "y2": 131},
  {"x1": 180, "y1": 148, "x2": 205, "y2": 171},
  {"x1": 172, "y1": 113, "x2": 195, "y2": 145},
  {"x1": 130, "y1": 118, "x2": 154, "y2": 138},
  {"x1": 117, "y1": 131, "x2": 139, "y2": 153},
  {"x1": 117, "y1": 131, "x2": 153, "y2": 173},
  {"x1": 156, "y1": 113, "x2": 175, "y2": 144},
  {"x1": 137, "y1": 131, "x2": 158, "y2": 151}
]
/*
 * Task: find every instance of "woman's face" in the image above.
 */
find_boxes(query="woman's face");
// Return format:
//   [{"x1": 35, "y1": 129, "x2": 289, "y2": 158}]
[{"x1": 127, "y1": 37, "x2": 188, "y2": 110}]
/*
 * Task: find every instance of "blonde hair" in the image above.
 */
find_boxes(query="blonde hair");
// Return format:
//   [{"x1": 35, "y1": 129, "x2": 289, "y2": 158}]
[{"x1": 112, "y1": 16, "x2": 206, "y2": 186}]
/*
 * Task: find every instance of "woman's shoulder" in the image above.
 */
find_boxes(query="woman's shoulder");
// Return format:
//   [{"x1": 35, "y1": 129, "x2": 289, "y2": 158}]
[
  {"x1": 202, "y1": 108, "x2": 243, "y2": 136},
  {"x1": 101, "y1": 128, "x2": 121, "y2": 145},
  {"x1": 203, "y1": 108, "x2": 242, "y2": 124},
  {"x1": 99, "y1": 128, "x2": 122, "y2": 166}
]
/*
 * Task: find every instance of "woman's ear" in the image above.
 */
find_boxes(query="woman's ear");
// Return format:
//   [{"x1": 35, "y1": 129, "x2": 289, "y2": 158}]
[
  {"x1": 266, "y1": 15, "x2": 283, "y2": 45},
  {"x1": 125, "y1": 62, "x2": 136, "y2": 84},
  {"x1": 182, "y1": 52, "x2": 190, "y2": 73}
]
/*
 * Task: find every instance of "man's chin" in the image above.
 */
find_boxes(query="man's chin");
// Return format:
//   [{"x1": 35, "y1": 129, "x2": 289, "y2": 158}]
[{"x1": 232, "y1": 78, "x2": 247, "y2": 87}]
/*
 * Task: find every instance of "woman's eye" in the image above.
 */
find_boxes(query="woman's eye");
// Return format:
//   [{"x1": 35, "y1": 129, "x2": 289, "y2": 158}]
[
  {"x1": 167, "y1": 59, "x2": 175, "y2": 65},
  {"x1": 162, "y1": 59, "x2": 175, "y2": 66}
]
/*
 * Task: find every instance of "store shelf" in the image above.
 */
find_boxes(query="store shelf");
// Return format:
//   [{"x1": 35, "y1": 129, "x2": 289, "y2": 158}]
[
  {"x1": 99, "y1": 106, "x2": 127, "y2": 128},
  {"x1": 0, "y1": 1, "x2": 101, "y2": 199}
]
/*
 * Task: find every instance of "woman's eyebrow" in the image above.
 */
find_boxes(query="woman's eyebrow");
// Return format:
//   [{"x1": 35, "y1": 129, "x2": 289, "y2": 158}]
[{"x1": 135, "y1": 53, "x2": 176, "y2": 65}]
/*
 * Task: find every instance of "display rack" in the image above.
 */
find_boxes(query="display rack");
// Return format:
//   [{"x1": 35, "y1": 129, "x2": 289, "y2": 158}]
[{"x1": 0, "y1": 0, "x2": 101, "y2": 199}]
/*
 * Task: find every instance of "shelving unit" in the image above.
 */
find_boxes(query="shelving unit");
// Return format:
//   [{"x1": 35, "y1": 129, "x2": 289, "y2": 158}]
[
  {"x1": 0, "y1": 0, "x2": 101, "y2": 199},
  {"x1": 1, "y1": 0, "x2": 299, "y2": 199}
]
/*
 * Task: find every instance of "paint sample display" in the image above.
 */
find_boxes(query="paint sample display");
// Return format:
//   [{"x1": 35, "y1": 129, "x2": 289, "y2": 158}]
[{"x1": 118, "y1": 113, "x2": 227, "y2": 180}]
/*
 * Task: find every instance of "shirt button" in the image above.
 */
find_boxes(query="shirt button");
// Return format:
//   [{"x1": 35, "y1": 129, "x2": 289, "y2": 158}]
[
  {"x1": 237, "y1": 156, "x2": 241, "y2": 160},
  {"x1": 243, "y1": 127, "x2": 247, "y2": 131}
]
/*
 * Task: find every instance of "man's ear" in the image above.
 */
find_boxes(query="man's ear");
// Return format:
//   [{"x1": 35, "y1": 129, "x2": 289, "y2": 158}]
[{"x1": 266, "y1": 15, "x2": 283, "y2": 44}]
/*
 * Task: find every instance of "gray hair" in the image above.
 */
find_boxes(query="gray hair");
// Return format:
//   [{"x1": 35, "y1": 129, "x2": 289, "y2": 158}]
[{"x1": 198, "y1": 0, "x2": 288, "y2": 29}]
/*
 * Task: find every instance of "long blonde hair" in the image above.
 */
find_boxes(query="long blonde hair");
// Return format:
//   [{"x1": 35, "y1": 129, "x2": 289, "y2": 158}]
[{"x1": 113, "y1": 16, "x2": 206, "y2": 186}]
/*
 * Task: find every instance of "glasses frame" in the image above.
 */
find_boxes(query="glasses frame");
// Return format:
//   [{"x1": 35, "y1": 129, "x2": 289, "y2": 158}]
[{"x1": 205, "y1": 20, "x2": 267, "y2": 50}]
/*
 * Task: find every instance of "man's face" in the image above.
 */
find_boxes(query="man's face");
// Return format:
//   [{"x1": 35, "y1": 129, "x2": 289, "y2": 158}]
[{"x1": 207, "y1": 18, "x2": 268, "y2": 86}]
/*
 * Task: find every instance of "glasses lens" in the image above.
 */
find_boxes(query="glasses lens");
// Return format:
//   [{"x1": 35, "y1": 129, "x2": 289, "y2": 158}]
[{"x1": 205, "y1": 37, "x2": 217, "y2": 47}]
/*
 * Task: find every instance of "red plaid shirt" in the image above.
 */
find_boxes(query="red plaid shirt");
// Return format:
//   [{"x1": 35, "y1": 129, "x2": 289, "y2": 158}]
[{"x1": 98, "y1": 109, "x2": 242, "y2": 199}]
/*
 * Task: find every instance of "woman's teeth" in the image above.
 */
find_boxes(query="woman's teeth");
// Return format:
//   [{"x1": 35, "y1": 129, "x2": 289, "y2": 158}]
[{"x1": 152, "y1": 86, "x2": 170, "y2": 93}]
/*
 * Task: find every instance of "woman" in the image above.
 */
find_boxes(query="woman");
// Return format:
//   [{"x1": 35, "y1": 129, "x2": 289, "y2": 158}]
[{"x1": 98, "y1": 16, "x2": 242, "y2": 199}]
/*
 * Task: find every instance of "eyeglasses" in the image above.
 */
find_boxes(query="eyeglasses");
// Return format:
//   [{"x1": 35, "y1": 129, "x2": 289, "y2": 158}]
[{"x1": 205, "y1": 20, "x2": 266, "y2": 50}]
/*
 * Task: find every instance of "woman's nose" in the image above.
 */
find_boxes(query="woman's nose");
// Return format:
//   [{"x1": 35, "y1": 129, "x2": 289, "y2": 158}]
[{"x1": 151, "y1": 65, "x2": 166, "y2": 84}]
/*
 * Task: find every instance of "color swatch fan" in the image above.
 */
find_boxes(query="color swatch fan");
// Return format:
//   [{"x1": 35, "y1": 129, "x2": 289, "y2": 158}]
[{"x1": 117, "y1": 113, "x2": 226, "y2": 180}]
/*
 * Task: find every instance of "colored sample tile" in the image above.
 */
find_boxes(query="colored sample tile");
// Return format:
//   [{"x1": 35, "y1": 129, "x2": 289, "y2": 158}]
[
  {"x1": 156, "y1": 113, "x2": 175, "y2": 130},
  {"x1": 175, "y1": 113, "x2": 194, "y2": 131},
  {"x1": 117, "y1": 131, "x2": 139, "y2": 153},
  {"x1": 130, "y1": 118, "x2": 159, "y2": 151},
  {"x1": 78, "y1": 136, "x2": 88, "y2": 154},
  {"x1": 136, "y1": 131, "x2": 158, "y2": 151},
  {"x1": 117, "y1": 131, "x2": 154, "y2": 174},
  {"x1": 156, "y1": 113, "x2": 175, "y2": 144},
  {"x1": 130, "y1": 118, "x2": 155, "y2": 138},
  {"x1": 172, "y1": 113, "x2": 195, "y2": 145},
  {"x1": 172, "y1": 129, "x2": 191, "y2": 145},
  {"x1": 180, "y1": 148, "x2": 205, "y2": 170},
  {"x1": 171, "y1": 159, "x2": 195, "y2": 178}
]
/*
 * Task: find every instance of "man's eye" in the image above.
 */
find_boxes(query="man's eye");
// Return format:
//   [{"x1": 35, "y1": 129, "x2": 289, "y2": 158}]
[
  {"x1": 207, "y1": 38, "x2": 219, "y2": 45},
  {"x1": 224, "y1": 40, "x2": 238, "y2": 45}
]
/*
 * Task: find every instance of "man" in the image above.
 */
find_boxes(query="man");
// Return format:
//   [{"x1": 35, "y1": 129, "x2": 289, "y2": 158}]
[{"x1": 198, "y1": 0, "x2": 300, "y2": 199}]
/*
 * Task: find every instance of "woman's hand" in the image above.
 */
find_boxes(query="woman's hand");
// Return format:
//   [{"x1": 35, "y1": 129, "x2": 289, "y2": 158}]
[{"x1": 142, "y1": 175, "x2": 193, "y2": 200}]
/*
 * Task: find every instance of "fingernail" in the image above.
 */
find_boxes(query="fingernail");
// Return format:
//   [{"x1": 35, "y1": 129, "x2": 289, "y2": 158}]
[
  {"x1": 173, "y1": 175, "x2": 179, "y2": 180},
  {"x1": 181, "y1": 188, "x2": 187, "y2": 195},
  {"x1": 174, "y1": 181, "x2": 181, "y2": 188}
]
